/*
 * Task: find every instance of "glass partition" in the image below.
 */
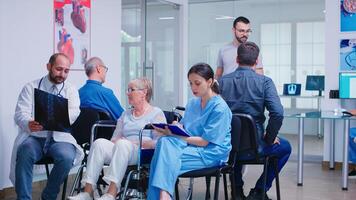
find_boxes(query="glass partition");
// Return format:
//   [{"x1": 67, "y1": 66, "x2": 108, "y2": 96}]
[{"x1": 121, "y1": 0, "x2": 181, "y2": 110}]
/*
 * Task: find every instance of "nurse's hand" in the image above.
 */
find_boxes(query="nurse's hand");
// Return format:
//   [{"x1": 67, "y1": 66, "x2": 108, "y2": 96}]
[{"x1": 152, "y1": 124, "x2": 173, "y2": 136}]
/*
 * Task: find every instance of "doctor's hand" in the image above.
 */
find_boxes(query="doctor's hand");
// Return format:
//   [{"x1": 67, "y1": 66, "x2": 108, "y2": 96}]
[
  {"x1": 152, "y1": 124, "x2": 173, "y2": 136},
  {"x1": 28, "y1": 120, "x2": 43, "y2": 132}
]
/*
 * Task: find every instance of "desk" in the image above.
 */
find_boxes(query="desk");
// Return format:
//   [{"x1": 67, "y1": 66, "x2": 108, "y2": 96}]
[
  {"x1": 285, "y1": 111, "x2": 356, "y2": 190},
  {"x1": 280, "y1": 95, "x2": 324, "y2": 137}
]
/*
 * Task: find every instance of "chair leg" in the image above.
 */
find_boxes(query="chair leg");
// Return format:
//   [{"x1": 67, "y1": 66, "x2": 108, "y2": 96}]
[
  {"x1": 262, "y1": 158, "x2": 269, "y2": 200},
  {"x1": 187, "y1": 178, "x2": 194, "y2": 200},
  {"x1": 45, "y1": 164, "x2": 50, "y2": 178},
  {"x1": 223, "y1": 173, "x2": 228, "y2": 200},
  {"x1": 175, "y1": 180, "x2": 180, "y2": 200},
  {"x1": 70, "y1": 164, "x2": 85, "y2": 196},
  {"x1": 230, "y1": 170, "x2": 237, "y2": 200},
  {"x1": 62, "y1": 177, "x2": 68, "y2": 200},
  {"x1": 213, "y1": 173, "x2": 220, "y2": 200},
  {"x1": 274, "y1": 158, "x2": 281, "y2": 200},
  {"x1": 205, "y1": 176, "x2": 211, "y2": 200}
]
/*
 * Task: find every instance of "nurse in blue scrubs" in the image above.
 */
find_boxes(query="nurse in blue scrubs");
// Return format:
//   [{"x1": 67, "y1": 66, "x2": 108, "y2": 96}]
[{"x1": 147, "y1": 63, "x2": 232, "y2": 200}]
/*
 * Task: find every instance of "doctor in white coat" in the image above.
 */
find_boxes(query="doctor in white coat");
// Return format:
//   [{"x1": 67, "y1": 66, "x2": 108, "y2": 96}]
[{"x1": 10, "y1": 53, "x2": 83, "y2": 200}]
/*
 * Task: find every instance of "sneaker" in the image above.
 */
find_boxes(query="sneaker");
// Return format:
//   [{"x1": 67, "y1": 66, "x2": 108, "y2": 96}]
[
  {"x1": 246, "y1": 188, "x2": 271, "y2": 200},
  {"x1": 67, "y1": 192, "x2": 92, "y2": 200},
  {"x1": 97, "y1": 194, "x2": 115, "y2": 200},
  {"x1": 348, "y1": 170, "x2": 356, "y2": 179}
]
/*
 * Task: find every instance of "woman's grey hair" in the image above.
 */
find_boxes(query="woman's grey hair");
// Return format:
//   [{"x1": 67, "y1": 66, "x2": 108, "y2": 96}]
[
  {"x1": 130, "y1": 77, "x2": 153, "y2": 103},
  {"x1": 84, "y1": 57, "x2": 103, "y2": 76}
]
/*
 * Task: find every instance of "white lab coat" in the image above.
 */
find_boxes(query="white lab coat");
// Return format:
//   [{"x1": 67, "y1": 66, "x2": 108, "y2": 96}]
[{"x1": 9, "y1": 75, "x2": 83, "y2": 185}]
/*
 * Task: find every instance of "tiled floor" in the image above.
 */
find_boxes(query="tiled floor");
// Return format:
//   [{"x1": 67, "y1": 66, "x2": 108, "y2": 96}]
[{"x1": 3, "y1": 134, "x2": 356, "y2": 200}]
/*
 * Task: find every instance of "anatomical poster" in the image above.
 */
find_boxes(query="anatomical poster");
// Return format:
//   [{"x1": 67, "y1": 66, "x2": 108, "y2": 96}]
[
  {"x1": 340, "y1": 0, "x2": 356, "y2": 32},
  {"x1": 340, "y1": 39, "x2": 356, "y2": 71},
  {"x1": 54, "y1": 0, "x2": 90, "y2": 68}
]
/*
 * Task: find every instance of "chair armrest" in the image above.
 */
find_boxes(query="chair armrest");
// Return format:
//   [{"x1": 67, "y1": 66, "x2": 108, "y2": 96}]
[{"x1": 90, "y1": 120, "x2": 116, "y2": 145}]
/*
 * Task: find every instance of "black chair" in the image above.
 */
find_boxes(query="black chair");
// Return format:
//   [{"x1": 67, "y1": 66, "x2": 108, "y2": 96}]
[
  {"x1": 174, "y1": 114, "x2": 241, "y2": 200},
  {"x1": 35, "y1": 157, "x2": 68, "y2": 200},
  {"x1": 233, "y1": 113, "x2": 281, "y2": 200},
  {"x1": 69, "y1": 108, "x2": 115, "y2": 196},
  {"x1": 71, "y1": 107, "x2": 112, "y2": 146}
]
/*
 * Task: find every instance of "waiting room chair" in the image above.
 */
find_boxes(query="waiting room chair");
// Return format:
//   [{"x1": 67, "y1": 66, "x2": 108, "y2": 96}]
[
  {"x1": 69, "y1": 108, "x2": 115, "y2": 196},
  {"x1": 35, "y1": 157, "x2": 68, "y2": 200},
  {"x1": 174, "y1": 114, "x2": 241, "y2": 200},
  {"x1": 232, "y1": 113, "x2": 281, "y2": 200}
]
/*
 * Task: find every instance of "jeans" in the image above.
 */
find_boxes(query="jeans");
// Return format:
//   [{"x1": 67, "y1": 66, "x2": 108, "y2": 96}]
[
  {"x1": 232, "y1": 137, "x2": 291, "y2": 191},
  {"x1": 15, "y1": 136, "x2": 76, "y2": 200}
]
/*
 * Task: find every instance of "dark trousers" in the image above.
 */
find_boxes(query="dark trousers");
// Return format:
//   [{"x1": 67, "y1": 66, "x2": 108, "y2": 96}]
[{"x1": 233, "y1": 137, "x2": 291, "y2": 191}]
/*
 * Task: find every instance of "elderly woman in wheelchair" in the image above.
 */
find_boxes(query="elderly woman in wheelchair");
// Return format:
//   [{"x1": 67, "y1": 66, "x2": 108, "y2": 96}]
[{"x1": 68, "y1": 77, "x2": 166, "y2": 200}]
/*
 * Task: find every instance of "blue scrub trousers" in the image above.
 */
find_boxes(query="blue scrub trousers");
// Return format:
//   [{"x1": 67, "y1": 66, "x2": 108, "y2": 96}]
[
  {"x1": 233, "y1": 137, "x2": 291, "y2": 191},
  {"x1": 147, "y1": 136, "x2": 220, "y2": 200}
]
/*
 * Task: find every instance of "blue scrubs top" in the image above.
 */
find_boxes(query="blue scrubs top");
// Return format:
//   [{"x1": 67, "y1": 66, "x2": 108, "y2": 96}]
[{"x1": 180, "y1": 95, "x2": 232, "y2": 165}]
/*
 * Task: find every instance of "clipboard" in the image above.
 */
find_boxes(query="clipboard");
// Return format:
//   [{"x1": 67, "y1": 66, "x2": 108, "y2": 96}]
[
  {"x1": 152, "y1": 123, "x2": 190, "y2": 137},
  {"x1": 34, "y1": 88, "x2": 70, "y2": 132}
]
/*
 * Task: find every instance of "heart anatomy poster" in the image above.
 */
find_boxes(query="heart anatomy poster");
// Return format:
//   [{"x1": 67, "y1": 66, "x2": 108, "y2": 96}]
[
  {"x1": 340, "y1": 0, "x2": 356, "y2": 32},
  {"x1": 54, "y1": 0, "x2": 90, "y2": 68}
]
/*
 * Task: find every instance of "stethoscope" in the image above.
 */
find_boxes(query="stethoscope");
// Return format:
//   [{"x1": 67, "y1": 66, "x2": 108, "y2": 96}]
[{"x1": 38, "y1": 77, "x2": 65, "y2": 97}]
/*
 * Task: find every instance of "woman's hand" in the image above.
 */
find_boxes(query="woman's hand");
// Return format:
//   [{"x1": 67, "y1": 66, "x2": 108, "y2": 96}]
[{"x1": 152, "y1": 124, "x2": 173, "y2": 136}]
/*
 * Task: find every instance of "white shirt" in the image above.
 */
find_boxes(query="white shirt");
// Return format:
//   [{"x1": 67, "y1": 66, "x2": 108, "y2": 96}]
[{"x1": 9, "y1": 75, "x2": 83, "y2": 184}]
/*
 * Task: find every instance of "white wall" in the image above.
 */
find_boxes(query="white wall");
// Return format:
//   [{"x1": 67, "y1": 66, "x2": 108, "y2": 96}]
[
  {"x1": 0, "y1": 0, "x2": 122, "y2": 189},
  {"x1": 323, "y1": 0, "x2": 356, "y2": 162},
  {"x1": 188, "y1": 0, "x2": 324, "y2": 67}
]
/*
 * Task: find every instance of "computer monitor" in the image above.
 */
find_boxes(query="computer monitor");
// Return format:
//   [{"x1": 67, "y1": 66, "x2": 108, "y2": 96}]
[
  {"x1": 283, "y1": 83, "x2": 301, "y2": 96},
  {"x1": 305, "y1": 75, "x2": 325, "y2": 96},
  {"x1": 339, "y1": 72, "x2": 356, "y2": 99}
]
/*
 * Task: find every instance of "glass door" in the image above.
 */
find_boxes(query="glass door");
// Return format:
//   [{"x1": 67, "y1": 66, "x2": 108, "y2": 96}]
[{"x1": 121, "y1": 0, "x2": 181, "y2": 110}]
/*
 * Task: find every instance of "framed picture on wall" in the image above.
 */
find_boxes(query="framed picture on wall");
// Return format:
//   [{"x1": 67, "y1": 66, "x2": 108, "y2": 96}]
[
  {"x1": 340, "y1": 39, "x2": 356, "y2": 71},
  {"x1": 54, "y1": 0, "x2": 91, "y2": 69},
  {"x1": 340, "y1": 0, "x2": 356, "y2": 32}
]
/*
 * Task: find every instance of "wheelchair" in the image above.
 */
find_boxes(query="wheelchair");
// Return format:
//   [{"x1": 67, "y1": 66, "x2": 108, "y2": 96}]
[
  {"x1": 69, "y1": 106, "x2": 184, "y2": 200},
  {"x1": 69, "y1": 108, "x2": 115, "y2": 196}
]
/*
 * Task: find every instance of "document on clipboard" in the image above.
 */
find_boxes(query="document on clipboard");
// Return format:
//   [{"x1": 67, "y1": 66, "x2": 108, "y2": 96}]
[
  {"x1": 152, "y1": 123, "x2": 190, "y2": 137},
  {"x1": 34, "y1": 88, "x2": 70, "y2": 132}
]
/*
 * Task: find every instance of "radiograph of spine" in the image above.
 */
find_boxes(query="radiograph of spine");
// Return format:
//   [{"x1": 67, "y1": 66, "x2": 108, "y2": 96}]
[
  {"x1": 71, "y1": 0, "x2": 86, "y2": 33},
  {"x1": 57, "y1": 28, "x2": 75, "y2": 64},
  {"x1": 343, "y1": 0, "x2": 356, "y2": 14}
]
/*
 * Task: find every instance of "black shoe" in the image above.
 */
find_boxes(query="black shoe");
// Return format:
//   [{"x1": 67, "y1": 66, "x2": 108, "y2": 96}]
[
  {"x1": 231, "y1": 187, "x2": 246, "y2": 200},
  {"x1": 246, "y1": 188, "x2": 271, "y2": 200},
  {"x1": 349, "y1": 170, "x2": 356, "y2": 179}
]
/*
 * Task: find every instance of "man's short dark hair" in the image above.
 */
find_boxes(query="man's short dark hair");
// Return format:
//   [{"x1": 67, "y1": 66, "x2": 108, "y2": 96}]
[
  {"x1": 48, "y1": 53, "x2": 69, "y2": 66},
  {"x1": 237, "y1": 41, "x2": 260, "y2": 66},
  {"x1": 233, "y1": 16, "x2": 250, "y2": 28}
]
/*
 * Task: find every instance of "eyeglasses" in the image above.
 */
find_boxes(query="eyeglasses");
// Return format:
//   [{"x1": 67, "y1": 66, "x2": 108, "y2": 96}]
[
  {"x1": 235, "y1": 29, "x2": 252, "y2": 34},
  {"x1": 99, "y1": 65, "x2": 108, "y2": 72},
  {"x1": 127, "y1": 88, "x2": 144, "y2": 93}
]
